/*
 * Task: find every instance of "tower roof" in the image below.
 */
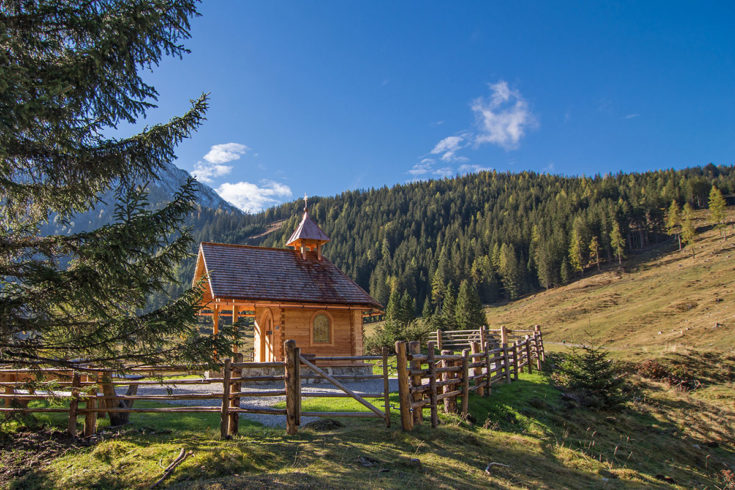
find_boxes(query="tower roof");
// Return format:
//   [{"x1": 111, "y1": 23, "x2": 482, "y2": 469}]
[{"x1": 286, "y1": 211, "x2": 330, "y2": 246}]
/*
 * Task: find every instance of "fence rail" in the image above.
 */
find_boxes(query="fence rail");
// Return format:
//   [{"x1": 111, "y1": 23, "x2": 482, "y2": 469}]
[
  {"x1": 1, "y1": 326, "x2": 545, "y2": 437},
  {"x1": 396, "y1": 326, "x2": 545, "y2": 431}
]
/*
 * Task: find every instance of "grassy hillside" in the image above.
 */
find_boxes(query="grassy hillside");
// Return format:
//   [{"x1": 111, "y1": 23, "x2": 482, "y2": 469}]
[
  {"x1": 4, "y1": 369, "x2": 734, "y2": 489},
  {"x1": 4, "y1": 210, "x2": 735, "y2": 489},
  {"x1": 487, "y1": 206, "x2": 735, "y2": 358}
]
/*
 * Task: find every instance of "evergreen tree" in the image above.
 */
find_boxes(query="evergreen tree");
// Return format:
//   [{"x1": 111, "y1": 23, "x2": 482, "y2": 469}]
[
  {"x1": 1, "y1": 1, "x2": 231, "y2": 368},
  {"x1": 554, "y1": 345, "x2": 628, "y2": 410},
  {"x1": 534, "y1": 244, "x2": 555, "y2": 289},
  {"x1": 588, "y1": 235, "x2": 601, "y2": 271},
  {"x1": 666, "y1": 200, "x2": 682, "y2": 250},
  {"x1": 399, "y1": 291, "x2": 416, "y2": 325},
  {"x1": 440, "y1": 283, "x2": 458, "y2": 330},
  {"x1": 498, "y1": 243, "x2": 522, "y2": 299},
  {"x1": 386, "y1": 289, "x2": 399, "y2": 318},
  {"x1": 455, "y1": 280, "x2": 485, "y2": 330},
  {"x1": 491, "y1": 242, "x2": 501, "y2": 270},
  {"x1": 560, "y1": 258, "x2": 572, "y2": 285},
  {"x1": 681, "y1": 203, "x2": 697, "y2": 257},
  {"x1": 609, "y1": 220, "x2": 625, "y2": 265},
  {"x1": 568, "y1": 228, "x2": 585, "y2": 275},
  {"x1": 708, "y1": 185, "x2": 727, "y2": 241},
  {"x1": 421, "y1": 295, "x2": 433, "y2": 318}
]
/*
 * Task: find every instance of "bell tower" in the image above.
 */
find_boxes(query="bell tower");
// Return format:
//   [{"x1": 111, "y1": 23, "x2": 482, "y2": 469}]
[{"x1": 286, "y1": 195, "x2": 330, "y2": 260}]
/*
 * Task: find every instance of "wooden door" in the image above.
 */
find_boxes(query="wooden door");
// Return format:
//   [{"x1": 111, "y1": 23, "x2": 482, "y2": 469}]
[{"x1": 264, "y1": 314, "x2": 274, "y2": 362}]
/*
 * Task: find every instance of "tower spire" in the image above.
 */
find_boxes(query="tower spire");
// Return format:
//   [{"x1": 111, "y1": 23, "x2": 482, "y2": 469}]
[{"x1": 286, "y1": 193, "x2": 330, "y2": 260}]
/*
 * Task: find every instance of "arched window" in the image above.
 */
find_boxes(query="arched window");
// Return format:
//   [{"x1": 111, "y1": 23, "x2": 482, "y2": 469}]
[{"x1": 312, "y1": 313, "x2": 331, "y2": 344}]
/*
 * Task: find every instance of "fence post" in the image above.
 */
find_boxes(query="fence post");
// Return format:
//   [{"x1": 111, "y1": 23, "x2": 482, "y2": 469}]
[
  {"x1": 470, "y1": 341, "x2": 484, "y2": 397},
  {"x1": 500, "y1": 325, "x2": 508, "y2": 346},
  {"x1": 395, "y1": 341, "x2": 413, "y2": 431},
  {"x1": 535, "y1": 325, "x2": 545, "y2": 362},
  {"x1": 229, "y1": 352, "x2": 243, "y2": 436},
  {"x1": 285, "y1": 340, "x2": 300, "y2": 435},
  {"x1": 68, "y1": 372, "x2": 80, "y2": 437},
  {"x1": 461, "y1": 348, "x2": 470, "y2": 419},
  {"x1": 426, "y1": 341, "x2": 439, "y2": 427},
  {"x1": 512, "y1": 342, "x2": 520, "y2": 380},
  {"x1": 381, "y1": 347, "x2": 391, "y2": 428},
  {"x1": 441, "y1": 349, "x2": 452, "y2": 413},
  {"x1": 436, "y1": 330, "x2": 443, "y2": 350},
  {"x1": 100, "y1": 370, "x2": 120, "y2": 425},
  {"x1": 502, "y1": 343, "x2": 511, "y2": 384},
  {"x1": 84, "y1": 384, "x2": 97, "y2": 437},
  {"x1": 484, "y1": 344, "x2": 492, "y2": 396},
  {"x1": 534, "y1": 333, "x2": 542, "y2": 371},
  {"x1": 220, "y1": 358, "x2": 232, "y2": 439},
  {"x1": 525, "y1": 336, "x2": 533, "y2": 374},
  {"x1": 408, "y1": 341, "x2": 423, "y2": 426},
  {"x1": 480, "y1": 326, "x2": 488, "y2": 352}
]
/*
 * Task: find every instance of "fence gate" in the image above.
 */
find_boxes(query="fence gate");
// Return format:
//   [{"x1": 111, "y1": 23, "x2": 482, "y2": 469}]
[{"x1": 283, "y1": 340, "x2": 391, "y2": 435}]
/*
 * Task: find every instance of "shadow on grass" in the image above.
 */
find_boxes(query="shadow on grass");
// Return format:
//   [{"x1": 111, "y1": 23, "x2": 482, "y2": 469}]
[
  {"x1": 5, "y1": 372, "x2": 734, "y2": 489},
  {"x1": 463, "y1": 372, "x2": 733, "y2": 488}
]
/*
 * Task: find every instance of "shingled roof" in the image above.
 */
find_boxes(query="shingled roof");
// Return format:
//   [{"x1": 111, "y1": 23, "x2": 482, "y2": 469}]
[
  {"x1": 196, "y1": 242, "x2": 381, "y2": 309},
  {"x1": 286, "y1": 211, "x2": 330, "y2": 246}
]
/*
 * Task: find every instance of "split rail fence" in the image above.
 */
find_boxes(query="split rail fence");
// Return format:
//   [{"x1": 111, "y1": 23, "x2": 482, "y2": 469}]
[
  {"x1": 0, "y1": 326, "x2": 544, "y2": 436},
  {"x1": 395, "y1": 325, "x2": 544, "y2": 430}
]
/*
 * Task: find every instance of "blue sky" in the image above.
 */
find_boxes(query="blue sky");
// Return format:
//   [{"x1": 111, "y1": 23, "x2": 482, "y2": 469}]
[{"x1": 139, "y1": 1, "x2": 735, "y2": 213}]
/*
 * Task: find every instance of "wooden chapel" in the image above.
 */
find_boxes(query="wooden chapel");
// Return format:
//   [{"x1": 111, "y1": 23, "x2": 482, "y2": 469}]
[{"x1": 192, "y1": 200, "x2": 382, "y2": 362}]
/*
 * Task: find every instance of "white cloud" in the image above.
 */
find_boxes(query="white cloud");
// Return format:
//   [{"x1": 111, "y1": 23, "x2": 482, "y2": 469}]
[
  {"x1": 471, "y1": 81, "x2": 536, "y2": 150},
  {"x1": 407, "y1": 80, "x2": 534, "y2": 178},
  {"x1": 203, "y1": 143, "x2": 249, "y2": 164},
  {"x1": 433, "y1": 167, "x2": 454, "y2": 178},
  {"x1": 431, "y1": 136, "x2": 466, "y2": 162},
  {"x1": 409, "y1": 158, "x2": 435, "y2": 176},
  {"x1": 192, "y1": 161, "x2": 232, "y2": 184},
  {"x1": 624, "y1": 113, "x2": 640, "y2": 119},
  {"x1": 458, "y1": 164, "x2": 492, "y2": 174},
  {"x1": 216, "y1": 180, "x2": 292, "y2": 213},
  {"x1": 191, "y1": 142, "x2": 250, "y2": 184}
]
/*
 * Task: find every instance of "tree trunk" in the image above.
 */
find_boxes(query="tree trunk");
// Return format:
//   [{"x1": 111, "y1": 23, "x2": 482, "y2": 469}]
[{"x1": 108, "y1": 384, "x2": 138, "y2": 426}]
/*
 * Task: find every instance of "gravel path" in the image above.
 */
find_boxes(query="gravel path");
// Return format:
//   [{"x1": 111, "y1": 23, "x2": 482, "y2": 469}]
[{"x1": 136, "y1": 378, "x2": 399, "y2": 427}]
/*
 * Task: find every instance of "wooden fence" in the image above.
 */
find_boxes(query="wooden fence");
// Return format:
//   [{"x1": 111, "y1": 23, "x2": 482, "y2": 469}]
[
  {"x1": 0, "y1": 327, "x2": 544, "y2": 436},
  {"x1": 0, "y1": 345, "x2": 393, "y2": 438},
  {"x1": 435, "y1": 325, "x2": 544, "y2": 353},
  {"x1": 396, "y1": 328, "x2": 544, "y2": 431}
]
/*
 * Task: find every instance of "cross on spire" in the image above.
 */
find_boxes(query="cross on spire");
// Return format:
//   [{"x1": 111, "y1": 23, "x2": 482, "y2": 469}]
[{"x1": 304, "y1": 193, "x2": 308, "y2": 212}]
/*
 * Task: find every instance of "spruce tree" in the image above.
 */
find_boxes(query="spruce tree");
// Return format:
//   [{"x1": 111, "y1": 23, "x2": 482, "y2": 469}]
[
  {"x1": 560, "y1": 258, "x2": 571, "y2": 285},
  {"x1": 455, "y1": 280, "x2": 485, "y2": 330},
  {"x1": 568, "y1": 228, "x2": 585, "y2": 276},
  {"x1": 498, "y1": 243, "x2": 521, "y2": 299},
  {"x1": 0, "y1": 1, "x2": 232, "y2": 368},
  {"x1": 708, "y1": 185, "x2": 727, "y2": 241},
  {"x1": 441, "y1": 283, "x2": 458, "y2": 330},
  {"x1": 609, "y1": 220, "x2": 625, "y2": 265},
  {"x1": 385, "y1": 289, "x2": 402, "y2": 322},
  {"x1": 588, "y1": 235, "x2": 601, "y2": 271},
  {"x1": 666, "y1": 200, "x2": 682, "y2": 250},
  {"x1": 554, "y1": 345, "x2": 627, "y2": 410},
  {"x1": 681, "y1": 203, "x2": 697, "y2": 257},
  {"x1": 399, "y1": 291, "x2": 416, "y2": 325}
]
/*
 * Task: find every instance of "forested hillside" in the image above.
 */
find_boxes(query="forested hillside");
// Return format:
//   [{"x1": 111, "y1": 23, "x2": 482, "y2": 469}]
[{"x1": 199, "y1": 165, "x2": 735, "y2": 317}]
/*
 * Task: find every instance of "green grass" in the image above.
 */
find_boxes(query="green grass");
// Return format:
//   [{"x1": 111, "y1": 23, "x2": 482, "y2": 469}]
[
  {"x1": 276, "y1": 395, "x2": 397, "y2": 413},
  {"x1": 4, "y1": 371, "x2": 733, "y2": 489}
]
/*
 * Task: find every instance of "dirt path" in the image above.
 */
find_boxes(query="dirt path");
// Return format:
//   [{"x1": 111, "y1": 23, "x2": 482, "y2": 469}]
[{"x1": 136, "y1": 378, "x2": 399, "y2": 427}]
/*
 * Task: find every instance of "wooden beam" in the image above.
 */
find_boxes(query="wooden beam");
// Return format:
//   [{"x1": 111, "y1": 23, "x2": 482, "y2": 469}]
[{"x1": 299, "y1": 355, "x2": 384, "y2": 418}]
